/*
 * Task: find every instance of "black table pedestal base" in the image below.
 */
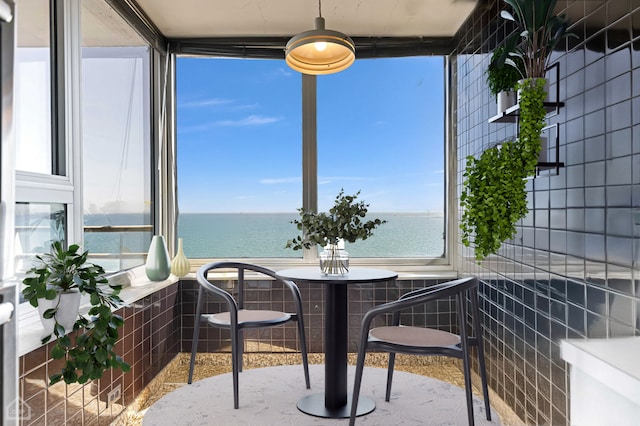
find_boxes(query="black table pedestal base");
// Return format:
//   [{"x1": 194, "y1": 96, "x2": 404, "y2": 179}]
[{"x1": 296, "y1": 393, "x2": 375, "y2": 418}]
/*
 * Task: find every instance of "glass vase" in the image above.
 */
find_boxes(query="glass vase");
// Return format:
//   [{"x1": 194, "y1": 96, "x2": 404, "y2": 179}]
[
  {"x1": 170, "y1": 238, "x2": 191, "y2": 277},
  {"x1": 145, "y1": 235, "x2": 171, "y2": 281},
  {"x1": 319, "y1": 240, "x2": 349, "y2": 276}
]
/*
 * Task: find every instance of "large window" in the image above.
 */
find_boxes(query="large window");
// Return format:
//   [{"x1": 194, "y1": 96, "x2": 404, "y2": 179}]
[
  {"x1": 14, "y1": 0, "x2": 53, "y2": 174},
  {"x1": 176, "y1": 58, "x2": 302, "y2": 258},
  {"x1": 12, "y1": 0, "x2": 157, "y2": 278},
  {"x1": 176, "y1": 56, "x2": 445, "y2": 260},
  {"x1": 80, "y1": 0, "x2": 152, "y2": 271},
  {"x1": 14, "y1": 203, "x2": 66, "y2": 272},
  {"x1": 317, "y1": 57, "x2": 445, "y2": 258}
]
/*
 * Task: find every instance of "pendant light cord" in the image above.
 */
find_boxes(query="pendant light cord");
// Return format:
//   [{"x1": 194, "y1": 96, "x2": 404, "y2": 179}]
[{"x1": 318, "y1": 0, "x2": 322, "y2": 18}]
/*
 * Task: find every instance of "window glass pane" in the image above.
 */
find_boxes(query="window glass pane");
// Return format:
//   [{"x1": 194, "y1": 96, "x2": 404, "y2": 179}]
[
  {"x1": 15, "y1": 0, "x2": 52, "y2": 174},
  {"x1": 14, "y1": 202, "x2": 66, "y2": 273},
  {"x1": 317, "y1": 57, "x2": 445, "y2": 258},
  {"x1": 81, "y1": 0, "x2": 152, "y2": 272},
  {"x1": 176, "y1": 58, "x2": 302, "y2": 258}
]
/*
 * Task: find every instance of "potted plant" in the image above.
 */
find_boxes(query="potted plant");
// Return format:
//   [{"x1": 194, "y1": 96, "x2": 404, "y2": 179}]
[
  {"x1": 460, "y1": 0, "x2": 576, "y2": 260},
  {"x1": 501, "y1": 0, "x2": 576, "y2": 135},
  {"x1": 22, "y1": 241, "x2": 130, "y2": 385},
  {"x1": 486, "y1": 44, "x2": 522, "y2": 113},
  {"x1": 286, "y1": 189, "x2": 386, "y2": 275}
]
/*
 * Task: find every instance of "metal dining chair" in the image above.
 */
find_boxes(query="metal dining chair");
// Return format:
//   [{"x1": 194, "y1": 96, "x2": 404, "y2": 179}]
[
  {"x1": 187, "y1": 261, "x2": 311, "y2": 409},
  {"x1": 349, "y1": 276, "x2": 491, "y2": 425}
]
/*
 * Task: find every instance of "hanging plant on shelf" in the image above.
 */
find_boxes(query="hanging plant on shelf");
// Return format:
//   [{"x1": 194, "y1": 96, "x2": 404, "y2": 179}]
[
  {"x1": 460, "y1": 0, "x2": 578, "y2": 261},
  {"x1": 460, "y1": 141, "x2": 530, "y2": 260}
]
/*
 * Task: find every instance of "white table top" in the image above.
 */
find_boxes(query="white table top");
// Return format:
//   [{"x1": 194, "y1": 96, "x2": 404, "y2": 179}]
[{"x1": 276, "y1": 267, "x2": 397, "y2": 284}]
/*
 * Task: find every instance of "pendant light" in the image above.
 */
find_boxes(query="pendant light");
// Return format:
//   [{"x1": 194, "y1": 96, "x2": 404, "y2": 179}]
[{"x1": 285, "y1": 0, "x2": 355, "y2": 75}]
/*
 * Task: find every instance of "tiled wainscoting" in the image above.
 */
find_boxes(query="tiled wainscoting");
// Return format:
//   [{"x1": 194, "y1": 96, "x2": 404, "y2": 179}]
[
  {"x1": 179, "y1": 277, "x2": 449, "y2": 354},
  {"x1": 18, "y1": 276, "x2": 457, "y2": 425},
  {"x1": 454, "y1": 0, "x2": 640, "y2": 424},
  {"x1": 18, "y1": 284, "x2": 180, "y2": 425}
]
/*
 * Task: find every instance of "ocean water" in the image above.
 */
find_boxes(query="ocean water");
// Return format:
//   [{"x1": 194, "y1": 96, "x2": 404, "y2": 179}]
[
  {"x1": 177, "y1": 213, "x2": 445, "y2": 259},
  {"x1": 79, "y1": 213, "x2": 445, "y2": 268}
]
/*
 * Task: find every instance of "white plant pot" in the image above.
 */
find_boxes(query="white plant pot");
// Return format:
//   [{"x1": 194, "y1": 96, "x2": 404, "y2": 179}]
[
  {"x1": 517, "y1": 78, "x2": 550, "y2": 103},
  {"x1": 496, "y1": 90, "x2": 517, "y2": 113},
  {"x1": 37, "y1": 290, "x2": 81, "y2": 335}
]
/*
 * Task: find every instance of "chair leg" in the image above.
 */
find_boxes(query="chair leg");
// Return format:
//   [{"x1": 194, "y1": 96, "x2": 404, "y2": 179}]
[
  {"x1": 187, "y1": 317, "x2": 201, "y2": 384},
  {"x1": 472, "y1": 291, "x2": 491, "y2": 421},
  {"x1": 349, "y1": 342, "x2": 368, "y2": 426},
  {"x1": 458, "y1": 293, "x2": 475, "y2": 426},
  {"x1": 238, "y1": 329, "x2": 244, "y2": 373},
  {"x1": 231, "y1": 327, "x2": 240, "y2": 409},
  {"x1": 385, "y1": 352, "x2": 396, "y2": 402},
  {"x1": 296, "y1": 317, "x2": 311, "y2": 389}
]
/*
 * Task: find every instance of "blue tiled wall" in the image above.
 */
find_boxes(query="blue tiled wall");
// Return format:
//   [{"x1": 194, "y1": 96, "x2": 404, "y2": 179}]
[{"x1": 453, "y1": 1, "x2": 640, "y2": 424}]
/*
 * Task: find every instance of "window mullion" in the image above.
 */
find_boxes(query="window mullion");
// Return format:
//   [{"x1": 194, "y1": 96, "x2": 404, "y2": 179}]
[{"x1": 301, "y1": 74, "x2": 317, "y2": 262}]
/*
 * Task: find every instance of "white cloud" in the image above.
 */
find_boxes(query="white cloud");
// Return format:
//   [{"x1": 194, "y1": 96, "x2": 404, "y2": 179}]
[
  {"x1": 215, "y1": 115, "x2": 281, "y2": 127},
  {"x1": 179, "y1": 98, "x2": 232, "y2": 108},
  {"x1": 259, "y1": 177, "x2": 301, "y2": 184},
  {"x1": 277, "y1": 67, "x2": 294, "y2": 78}
]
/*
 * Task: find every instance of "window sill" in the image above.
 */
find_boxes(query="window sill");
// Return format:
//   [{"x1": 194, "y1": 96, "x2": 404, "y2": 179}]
[{"x1": 18, "y1": 266, "x2": 178, "y2": 357}]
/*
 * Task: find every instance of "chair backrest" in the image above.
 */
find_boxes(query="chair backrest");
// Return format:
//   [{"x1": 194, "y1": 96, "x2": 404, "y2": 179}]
[
  {"x1": 196, "y1": 261, "x2": 301, "y2": 313},
  {"x1": 361, "y1": 277, "x2": 479, "y2": 332}
]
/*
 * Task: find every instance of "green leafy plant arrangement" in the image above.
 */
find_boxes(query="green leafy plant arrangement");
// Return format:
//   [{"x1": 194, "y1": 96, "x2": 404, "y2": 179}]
[
  {"x1": 517, "y1": 78, "x2": 547, "y2": 170},
  {"x1": 460, "y1": 141, "x2": 529, "y2": 260},
  {"x1": 22, "y1": 241, "x2": 130, "y2": 385},
  {"x1": 486, "y1": 45, "x2": 522, "y2": 97},
  {"x1": 286, "y1": 189, "x2": 386, "y2": 250},
  {"x1": 461, "y1": 80, "x2": 546, "y2": 260},
  {"x1": 460, "y1": 1, "x2": 578, "y2": 260}
]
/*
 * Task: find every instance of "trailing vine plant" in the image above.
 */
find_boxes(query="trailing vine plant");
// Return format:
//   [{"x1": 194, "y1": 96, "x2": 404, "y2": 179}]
[
  {"x1": 517, "y1": 78, "x2": 547, "y2": 173},
  {"x1": 460, "y1": 0, "x2": 578, "y2": 260},
  {"x1": 460, "y1": 80, "x2": 546, "y2": 260},
  {"x1": 460, "y1": 141, "x2": 529, "y2": 260}
]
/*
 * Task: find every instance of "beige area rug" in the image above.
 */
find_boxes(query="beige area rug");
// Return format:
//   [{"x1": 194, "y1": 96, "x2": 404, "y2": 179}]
[{"x1": 141, "y1": 363, "x2": 499, "y2": 426}]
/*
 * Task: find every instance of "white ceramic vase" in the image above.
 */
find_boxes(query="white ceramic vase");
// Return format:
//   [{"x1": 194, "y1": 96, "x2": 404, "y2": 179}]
[
  {"x1": 37, "y1": 290, "x2": 81, "y2": 335},
  {"x1": 517, "y1": 78, "x2": 549, "y2": 103},
  {"x1": 170, "y1": 238, "x2": 191, "y2": 277}
]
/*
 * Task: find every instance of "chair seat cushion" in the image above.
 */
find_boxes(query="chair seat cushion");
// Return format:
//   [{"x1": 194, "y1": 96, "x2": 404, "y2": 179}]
[
  {"x1": 369, "y1": 326, "x2": 460, "y2": 348},
  {"x1": 205, "y1": 309, "x2": 291, "y2": 327}
]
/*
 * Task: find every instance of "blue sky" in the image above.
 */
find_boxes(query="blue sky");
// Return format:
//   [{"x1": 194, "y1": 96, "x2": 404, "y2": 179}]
[{"x1": 176, "y1": 56, "x2": 444, "y2": 214}]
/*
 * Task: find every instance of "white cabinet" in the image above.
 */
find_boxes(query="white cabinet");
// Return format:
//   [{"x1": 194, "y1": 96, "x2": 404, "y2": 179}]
[{"x1": 561, "y1": 337, "x2": 640, "y2": 426}]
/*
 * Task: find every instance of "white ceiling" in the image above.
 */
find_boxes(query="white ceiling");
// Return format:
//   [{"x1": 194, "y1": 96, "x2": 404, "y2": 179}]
[{"x1": 134, "y1": 0, "x2": 480, "y2": 39}]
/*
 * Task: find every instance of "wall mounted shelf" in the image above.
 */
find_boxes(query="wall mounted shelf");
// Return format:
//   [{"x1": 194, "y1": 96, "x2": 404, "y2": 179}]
[
  {"x1": 486, "y1": 63, "x2": 565, "y2": 177},
  {"x1": 488, "y1": 101, "x2": 565, "y2": 124}
]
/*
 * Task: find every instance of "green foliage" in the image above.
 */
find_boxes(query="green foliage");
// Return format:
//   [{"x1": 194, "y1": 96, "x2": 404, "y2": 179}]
[
  {"x1": 286, "y1": 189, "x2": 386, "y2": 250},
  {"x1": 460, "y1": 80, "x2": 546, "y2": 260},
  {"x1": 460, "y1": 141, "x2": 529, "y2": 260},
  {"x1": 22, "y1": 241, "x2": 130, "y2": 385},
  {"x1": 501, "y1": 0, "x2": 576, "y2": 78},
  {"x1": 486, "y1": 45, "x2": 523, "y2": 96},
  {"x1": 517, "y1": 77, "x2": 547, "y2": 173}
]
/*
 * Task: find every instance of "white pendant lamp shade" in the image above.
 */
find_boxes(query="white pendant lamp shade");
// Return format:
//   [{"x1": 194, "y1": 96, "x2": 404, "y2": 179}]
[{"x1": 286, "y1": 16, "x2": 355, "y2": 75}]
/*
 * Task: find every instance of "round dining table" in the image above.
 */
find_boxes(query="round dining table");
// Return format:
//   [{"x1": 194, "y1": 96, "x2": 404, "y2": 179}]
[{"x1": 276, "y1": 267, "x2": 398, "y2": 419}]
